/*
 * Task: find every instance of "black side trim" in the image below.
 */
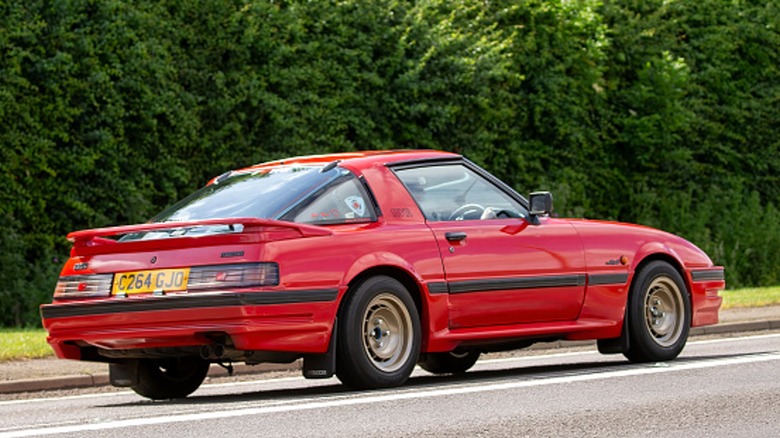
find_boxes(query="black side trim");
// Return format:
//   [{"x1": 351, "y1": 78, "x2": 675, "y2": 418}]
[
  {"x1": 448, "y1": 274, "x2": 586, "y2": 294},
  {"x1": 691, "y1": 269, "x2": 725, "y2": 282},
  {"x1": 427, "y1": 282, "x2": 449, "y2": 295},
  {"x1": 41, "y1": 289, "x2": 339, "y2": 319},
  {"x1": 359, "y1": 175, "x2": 382, "y2": 218},
  {"x1": 588, "y1": 273, "x2": 629, "y2": 286}
]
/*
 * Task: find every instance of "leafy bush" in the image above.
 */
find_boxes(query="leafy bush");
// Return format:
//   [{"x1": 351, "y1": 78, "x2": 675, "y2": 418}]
[{"x1": 1, "y1": 0, "x2": 778, "y2": 326}]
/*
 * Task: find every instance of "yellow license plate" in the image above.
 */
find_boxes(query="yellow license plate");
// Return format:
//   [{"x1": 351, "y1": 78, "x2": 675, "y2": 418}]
[{"x1": 112, "y1": 268, "x2": 190, "y2": 295}]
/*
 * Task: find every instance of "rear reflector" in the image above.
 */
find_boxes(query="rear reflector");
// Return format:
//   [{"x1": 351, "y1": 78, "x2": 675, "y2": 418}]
[
  {"x1": 187, "y1": 263, "x2": 279, "y2": 291},
  {"x1": 54, "y1": 274, "x2": 113, "y2": 298}
]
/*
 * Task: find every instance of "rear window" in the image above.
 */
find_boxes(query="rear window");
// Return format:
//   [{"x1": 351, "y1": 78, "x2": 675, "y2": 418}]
[
  {"x1": 152, "y1": 166, "x2": 337, "y2": 223},
  {"x1": 120, "y1": 165, "x2": 375, "y2": 241},
  {"x1": 150, "y1": 164, "x2": 376, "y2": 225}
]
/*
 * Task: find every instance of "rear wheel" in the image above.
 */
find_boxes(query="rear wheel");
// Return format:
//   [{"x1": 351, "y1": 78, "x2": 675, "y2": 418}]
[
  {"x1": 623, "y1": 261, "x2": 690, "y2": 363},
  {"x1": 130, "y1": 356, "x2": 209, "y2": 400},
  {"x1": 336, "y1": 276, "x2": 421, "y2": 389},
  {"x1": 419, "y1": 350, "x2": 480, "y2": 374}
]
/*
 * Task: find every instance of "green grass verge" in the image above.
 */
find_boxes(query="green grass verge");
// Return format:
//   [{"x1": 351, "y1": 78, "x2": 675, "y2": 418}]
[
  {"x1": 720, "y1": 285, "x2": 780, "y2": 309},
  {"x1": 0, "y1": 286, "x2": 778, "y2": 362},
  {"x1": 0, "y1": 328, "x2": 52, "y2": 361}
]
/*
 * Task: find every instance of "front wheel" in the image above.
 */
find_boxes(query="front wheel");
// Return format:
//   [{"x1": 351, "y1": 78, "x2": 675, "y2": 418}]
[
  {"x1": 623, "y1": 261, "x2": 691, "y2": 363},
  {"x1": 130, "y1": 356, "x2": 209, "y2": 400},
  {"x1": 336, "y1": 276, "x2": 421, "y2": 389}
]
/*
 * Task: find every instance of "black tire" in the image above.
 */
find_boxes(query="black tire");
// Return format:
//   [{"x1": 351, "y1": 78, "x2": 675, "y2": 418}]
[
  {"x1": 336, "y1": 276, "x2": 421, "y2": 389},
  {"x1": 623, "y1": 261, "x2": 691, "y2": 363},
  {"x1": 419, "y1": 350, "x2": 480, "y2": 374},
  {"x1": 130, "y1": 356, "x2": 209, "y2": 400}
]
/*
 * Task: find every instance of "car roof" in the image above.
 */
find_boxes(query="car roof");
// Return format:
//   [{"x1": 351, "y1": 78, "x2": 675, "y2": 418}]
[{"x1": 235, "y1": 149, "x2": 462, "y2": 173}]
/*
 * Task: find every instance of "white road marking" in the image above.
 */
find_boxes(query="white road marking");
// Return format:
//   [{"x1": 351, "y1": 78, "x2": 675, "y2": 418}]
[
  {"x1": 0, "y1": 376, "x2": 306, "y2": 407},
  {"x1": 2, "y1": 351, "x2": 779, "y2": 437},
  {"x1": 479, "y1": 350, "x2": 596, "y2": 365},
  {"x1": 1, "y1": 332, "x2": 777, "y2": 408},
  {"x1": 0, "y1": 390, "x2": 132, "y2": 407},
  {"x1": 199, "y1": 375, "x2": 304, "y2": 389}
]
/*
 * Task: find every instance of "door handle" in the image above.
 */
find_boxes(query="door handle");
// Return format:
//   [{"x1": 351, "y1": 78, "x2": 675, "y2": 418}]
[{"x1": 445, "y1": 232, "x2": 467, "y2": 242}]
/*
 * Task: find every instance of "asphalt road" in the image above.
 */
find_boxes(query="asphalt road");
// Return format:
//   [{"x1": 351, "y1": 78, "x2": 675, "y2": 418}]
[{"x1": 1, "y1": 331, "x2": 779, "y2": 438}]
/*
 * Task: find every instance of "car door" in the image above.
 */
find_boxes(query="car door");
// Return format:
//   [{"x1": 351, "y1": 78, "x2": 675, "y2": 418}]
[{"x1": 393, "y1": 162, "x2": 587, "y2": 328}]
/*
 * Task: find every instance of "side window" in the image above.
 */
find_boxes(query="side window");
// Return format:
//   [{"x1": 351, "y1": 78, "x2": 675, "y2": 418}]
[
  {"x1": 287, "y1": 171, "x2": 376, "y2": 224},
  {"x1": 395, "y1": 164, "x2": 525, "y2": 221}
]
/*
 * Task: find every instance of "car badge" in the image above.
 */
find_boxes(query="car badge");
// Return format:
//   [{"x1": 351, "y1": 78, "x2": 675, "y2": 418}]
[{"x1": 605, "y1": 255, "x2": 628, "y2": 266}]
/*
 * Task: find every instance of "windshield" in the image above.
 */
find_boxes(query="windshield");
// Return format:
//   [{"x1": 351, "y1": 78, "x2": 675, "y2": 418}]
[{"x1": 152, "y1": 165, "x2": 340, "y2": 223}]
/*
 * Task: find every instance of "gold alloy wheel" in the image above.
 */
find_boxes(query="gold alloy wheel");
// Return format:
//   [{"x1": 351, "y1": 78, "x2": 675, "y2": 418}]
[
  {"x1": 644, "y1": 276, "x2": 685, "y2": 347},
  {"x1": 362, "y1": 292, "x2": 414, "y2": 372}
]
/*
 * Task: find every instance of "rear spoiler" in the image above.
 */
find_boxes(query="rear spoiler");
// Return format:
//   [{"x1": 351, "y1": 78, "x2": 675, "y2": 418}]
[{"x1": 67, "y1": 218, "x2": 333, "y2": 255}]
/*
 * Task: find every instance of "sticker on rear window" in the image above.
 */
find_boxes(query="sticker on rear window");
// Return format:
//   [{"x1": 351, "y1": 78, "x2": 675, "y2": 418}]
[{"x1": 345, "y1": 196, "x2": 366, "y2": 217}]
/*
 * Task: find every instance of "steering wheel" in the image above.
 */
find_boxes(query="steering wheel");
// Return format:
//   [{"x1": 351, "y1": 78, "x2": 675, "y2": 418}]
[
  {"x1": 492, "y1": 209, "x2": 520, "y2": 219},
  {"x1": 448, "y1": 204, "x2": 485, "y2": 221}
]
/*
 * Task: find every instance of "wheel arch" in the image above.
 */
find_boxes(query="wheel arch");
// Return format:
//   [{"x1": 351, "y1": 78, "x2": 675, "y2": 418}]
[
  {"x1": 610, "y1": 251, "x2": 692, "y2": 352},
  {"x1": 342, "y1": 265, "x2": 426, "y2": 331},
  {"x1": 334, "y1": 266, "x2": 426, "y2": 387},
  {"x1": 305, "y1": 263, "x2": 427, "y2": 382},
  {"x1": 617, "y1": 253, "x2": 693, "y2": 362},
  {"x1": 631, "y1": 252, "x2": 692, "y2": 303}
]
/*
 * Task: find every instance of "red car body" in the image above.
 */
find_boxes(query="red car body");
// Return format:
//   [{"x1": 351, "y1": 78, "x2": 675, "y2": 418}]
[{"x1": 41, "y1": 150, "x2": 724, "y2": 398}]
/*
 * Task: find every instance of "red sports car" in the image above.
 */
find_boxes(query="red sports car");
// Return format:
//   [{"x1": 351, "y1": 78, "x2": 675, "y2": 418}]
[{"x1": 41, "y1": 150, "x2": 724, "y2": 399}]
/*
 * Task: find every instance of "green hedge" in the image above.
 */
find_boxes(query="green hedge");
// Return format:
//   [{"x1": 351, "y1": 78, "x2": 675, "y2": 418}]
[{"x1": 1, "y1": 0, "x2": 778, "y2": 326}]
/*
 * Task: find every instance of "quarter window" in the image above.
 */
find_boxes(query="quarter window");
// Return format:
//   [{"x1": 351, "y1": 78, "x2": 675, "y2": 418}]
[{"x1": 284, "y1": 172, "x2": 376, "y2": 224}]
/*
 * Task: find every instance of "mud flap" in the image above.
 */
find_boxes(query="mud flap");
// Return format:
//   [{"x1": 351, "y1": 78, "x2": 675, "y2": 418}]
[
  {"x1": 597, "y1": 311, "x2": 631, "y2": 354},
  {"x1": 109, "y1": 360, "x2": 140, "y2": 387},
  {"x1": 620, "y1": 311, "x2": 631, "y2": 352},
  {"x1": 303, "y1": 318, "x2": 337, "y2": 379}
]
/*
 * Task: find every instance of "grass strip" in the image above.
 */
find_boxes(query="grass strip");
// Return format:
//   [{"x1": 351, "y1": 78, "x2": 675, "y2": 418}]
[
  {"x1": 720, "y1": 286, "x2": 780, "y2": 309},
  {"x1": 0, "y1": 328, "x2": 52, "y2": 361}
]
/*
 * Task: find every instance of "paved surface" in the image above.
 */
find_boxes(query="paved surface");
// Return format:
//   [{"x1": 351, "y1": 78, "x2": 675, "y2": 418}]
[
  {"x1": 4, "y1": 333, "x2": 780, "y2": 437},
  {"x1": 1, "y1": 305, "x2": 779, "y2": 395}
]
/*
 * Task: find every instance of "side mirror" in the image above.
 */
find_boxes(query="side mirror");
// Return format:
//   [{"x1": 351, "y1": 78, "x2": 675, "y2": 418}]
[{"x1": 529, "y1": 191, "x2": 553, "y2": 216}]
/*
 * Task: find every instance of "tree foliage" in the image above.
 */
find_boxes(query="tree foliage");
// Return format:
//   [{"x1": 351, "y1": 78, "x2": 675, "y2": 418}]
[{"x1": 1, "y1": 0, "x2": 778, "y2": 326}]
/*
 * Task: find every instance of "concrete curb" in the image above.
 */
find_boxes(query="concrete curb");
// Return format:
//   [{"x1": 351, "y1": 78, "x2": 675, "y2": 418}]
[
  {"x1": 690, "y1": 319, "x2": 780, "y2": 336},
  {"x1": 2, "y1": 319, "x2": 778, "y2": 395},
  {"x1": 0, "y1": 361, "x2": 302, "y2": 395},
  {"x1": 0, "y1": 374, "x2": 111, "y2": 394}
]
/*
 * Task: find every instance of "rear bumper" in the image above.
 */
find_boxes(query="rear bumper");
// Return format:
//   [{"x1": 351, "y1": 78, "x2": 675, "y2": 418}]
[{"x1": 41, "y1": 289, "x2": 339, "y2": 360}]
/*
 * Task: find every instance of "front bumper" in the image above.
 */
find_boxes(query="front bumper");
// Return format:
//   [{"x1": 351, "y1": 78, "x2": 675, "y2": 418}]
[{"x1": 689, "y1": 268, "x2": 725, "y2": 327}]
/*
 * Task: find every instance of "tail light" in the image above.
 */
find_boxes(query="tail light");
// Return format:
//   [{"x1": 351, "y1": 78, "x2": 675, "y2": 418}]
[
  {"x1": 53, "y1": 263, "x2": 279, "y2": 300},
  {"x1": 54, "y1": 274, "x2": 113, "y2": 299},
  {"x1": 187, "y1": 263, "x2": 279, "y2": 291}
]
